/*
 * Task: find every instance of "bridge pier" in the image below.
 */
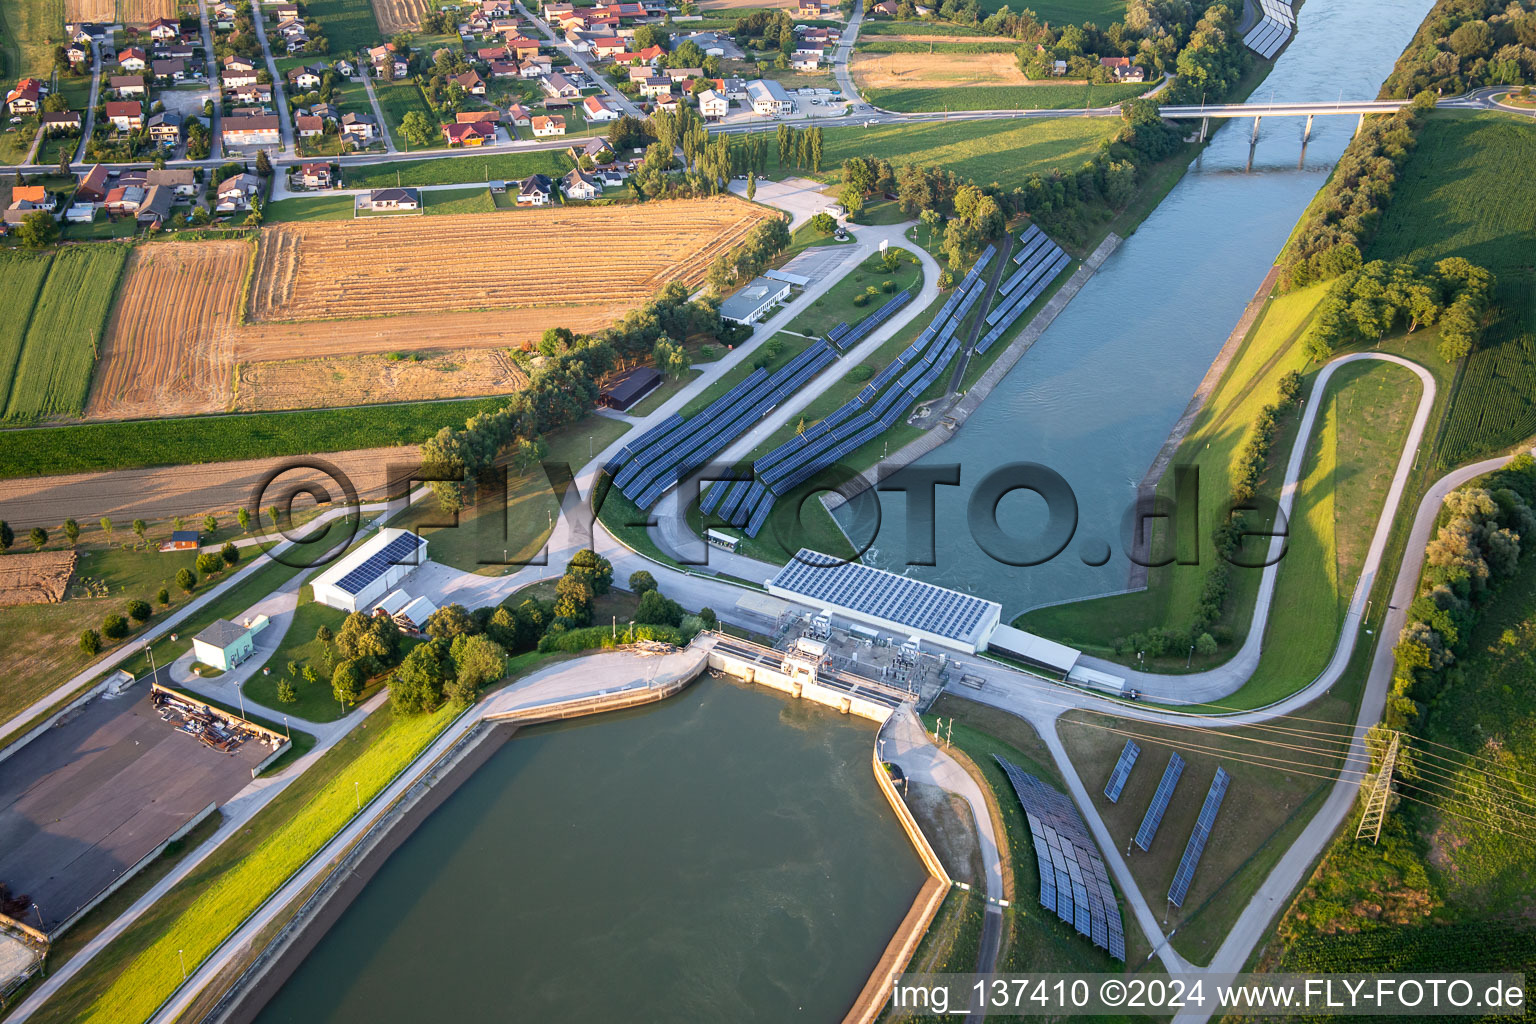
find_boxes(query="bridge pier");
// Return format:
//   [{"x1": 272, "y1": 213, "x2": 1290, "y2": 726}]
[
  {"x1": 1198, "y1": 116, "x2": 1209, "y2": 143},
  {"x1": 1303, "y1": 113, "x2": 1314, "y2": 141},
  {"x1": 1251, "y1": 114, "x2": 1262, "y2": 142},
  {"x1": 1355, "y1": 112, "x2": 1366, "y2": 137}
]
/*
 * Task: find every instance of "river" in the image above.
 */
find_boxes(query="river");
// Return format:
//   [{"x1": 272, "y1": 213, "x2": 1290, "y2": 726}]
[
  {"x1": 250, "y1": 677, "x2": 927, "y2": 1024},
  {"x1": 848, "y1": 0, "x2": 1435, "y2": 618}
]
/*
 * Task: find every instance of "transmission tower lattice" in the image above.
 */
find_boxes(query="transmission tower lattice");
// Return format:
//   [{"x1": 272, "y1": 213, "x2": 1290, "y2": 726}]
[{"x1": 1356, "y1": 732, "x2": 1400, "y2": 844}]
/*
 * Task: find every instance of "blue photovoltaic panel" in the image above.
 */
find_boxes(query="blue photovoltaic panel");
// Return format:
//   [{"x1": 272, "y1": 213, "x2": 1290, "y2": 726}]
[
  {"x1": 335, "y1": 533, "x2": 423, "y2": 596},
  {"x1": 994, "y1": 756, "x2": 1125, "y2": 960},
  {"x1": 1134, "y1": 752, "x2": 1185, "y2": 851},
  {"x1": 1103, "y1": 740, "x2": 1141, "y2": 803},
  {"x1": 1167, "y1": 767, "x2": 1230, "y2": 907}
]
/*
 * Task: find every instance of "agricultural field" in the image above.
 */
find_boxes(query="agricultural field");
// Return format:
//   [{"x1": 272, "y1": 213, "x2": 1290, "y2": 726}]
[
  {"x1": 0, "y1": 0, "x2": 64, "y2": 79},
  {"x1": 863, "y1": 80, "x2": 1151, "y2": 112},
  {"x1": 236, "y1": 349, "x2": 526, "y2": 412},
  {"x1": 89, "y1": 242, "x2": 252, "y2": 421},
  {"x1": 0, "y1": 252, "x2": 52, "y2": 411},
  {"x1": 371, "y1": 79, "x2": 438, "y2": 150},
  {"x1": 302, "y1": 0, "x2": 384, "y2": 54},
  {"x1": 113, "y1": 0, "x2": 177, "y2": 25},
  {"x1": 803, "y1": 117, "x2": 1117, "y2": 190},
  {"x1": 5, "y1": 246, "x2": 129, "y2": 423},
  {"x1": 61, "y1": 0, "x2": 112, "y2": 20},
  {"x1": 342, "y1": 150, "x2": 571, "y2": 188},
  {"x1": 372, "y1": 0, "x2": 432, "y2": 34},
  {"x1": 1363, "y1": 113, "x2": 1536, "y2": 467},
  {"x1": 852, "y1": 46, "x2": 1030, "y2": 91},
  {"x1": 247, "y1": 200, "x2": 775, "y2": 322},
  {"x1": 974, "y1": 0, "x2": 1125, "y2": 19},
  {"x1": 0, "y1": 551, "x2": 77, "y2": 607}
]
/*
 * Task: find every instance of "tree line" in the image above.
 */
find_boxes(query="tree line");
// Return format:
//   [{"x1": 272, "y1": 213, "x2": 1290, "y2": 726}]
[
  {"x1": 1303, "y1": 258, "x2": 1497, "y2": 364},
  {"x1": 1381, "y1": 0, "x2": 1536, "y2": 97}
]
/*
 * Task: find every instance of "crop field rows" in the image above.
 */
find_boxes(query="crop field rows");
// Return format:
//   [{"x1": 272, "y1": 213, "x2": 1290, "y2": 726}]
[
  {"x1": 89, "y1": 242, "x2": 251, "y2": 421},
  {"x1": 246, "y1": 201, "x2": 775, "y2": 322},
  {"x1": 64, "y1": 0, "x2": 174, "y2": 23},
  {"x1": 236, "y1": 348, "x2": 528, "y2": 412},
  {"x1": 373, "y1": 0, "x2": 431, "y2": 34},
  {"x1": 3, "y1": 246, "x2": 128, "y2": 423}
]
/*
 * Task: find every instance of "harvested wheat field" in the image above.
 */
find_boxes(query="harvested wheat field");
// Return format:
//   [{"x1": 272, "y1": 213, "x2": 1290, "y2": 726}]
[
  {"x1": 64, "y1": 0, "x2": 116, "y2": 22},
  {"x1": 88, "y1": 242, "x2": 249, "y2": 421},
  {"x1": 248, "y1": 200, "x2": 775, "y2": 322},
  {"x1": 700, "y1": 0, "x2": 795, "y2": 8},
  {"x1": 851, "y1": 50, "x2": 1029, "y2": 89},
  {"x1": 0, "y1": 552, "x2": 78, "y2": 607},
  {"x1": 115, "y1": 0, "x2": 178, "y2": 25},
  {"x1": 373, "y1": 0, "x2": 433, "y2": 33},
  {"x1": 0, "y1": 448, "x2": 422, "y2": 530},
  {"x1": 236, "y1": 349, "x2": 527, "y2": 411}
]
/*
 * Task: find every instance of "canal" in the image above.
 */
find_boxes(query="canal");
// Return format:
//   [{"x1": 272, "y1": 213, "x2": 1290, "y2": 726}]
[
  {"x1": 251, "y1": 677, "x2": 927, "y2": 1023},
  {"x1": 851, "y1": 0, "x2": 1436, "y2": 618}
]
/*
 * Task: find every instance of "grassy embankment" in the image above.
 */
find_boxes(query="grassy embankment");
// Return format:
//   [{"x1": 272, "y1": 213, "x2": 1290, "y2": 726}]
[
  {"x1": 264, "y1": 186, "x2": 500, "y2": 223},
  {"x1": 865, "y1": 80, "x2": 1151, "y2": 114},
  {"x1": 340, "y1": 149, "x2": 572, "y2": 189}
]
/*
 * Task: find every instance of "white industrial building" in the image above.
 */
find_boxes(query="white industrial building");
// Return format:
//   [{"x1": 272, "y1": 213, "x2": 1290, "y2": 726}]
[
  {"x1": 719, "y1": 275, "x2": 791, "y2": 325},
  {"x1": 310, "y1": 528, "x2": 429, "y2": 613}
]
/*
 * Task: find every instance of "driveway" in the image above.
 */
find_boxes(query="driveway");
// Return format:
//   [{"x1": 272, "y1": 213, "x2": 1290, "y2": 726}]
[{"x1": 731, "y1": 175, "x2": 833, "y2": 230}]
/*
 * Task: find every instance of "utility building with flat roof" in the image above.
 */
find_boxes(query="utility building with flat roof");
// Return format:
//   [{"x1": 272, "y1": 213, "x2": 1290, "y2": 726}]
[
  {"x1": 719, "y1": 276, "x2": 790, "y2": 325},
  {"x1": 310, "y1": 528, "x2": 429, "y2": 613},
  {"x1": 766, "y1": 548, "x2": 1002, "y2": 653}
]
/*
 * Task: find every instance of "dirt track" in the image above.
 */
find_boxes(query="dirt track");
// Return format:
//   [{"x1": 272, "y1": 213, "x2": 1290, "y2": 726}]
[{"x1": 0, "y1": 447, "x2": 423, "y2": 530}]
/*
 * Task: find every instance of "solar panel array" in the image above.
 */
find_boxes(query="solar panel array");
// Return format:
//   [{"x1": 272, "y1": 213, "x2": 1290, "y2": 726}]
[
  {"x1": 975, "y1": 227, "x2": 1071, "y2": 357},
  {"x1": 1167, "y1": 767, "x2": 1230, "y2": 907},
  {"x1": 334, "y1": 532, "x2": 424, "y2": 596},
  {"x1": 1103, "y1": 740, "x2": 1141, "y2": 803},
  {"x1": 1243, "y1": 0, "x2": 1293, "y2": 58},
  {"x1": 607, "y1": 341, "x2": 839, "y2": 510},
  {"x1": 769, "y1": 548, "x2": 996, "y2": 644},
  {"x1": 734, "y1": 249, "x2": 1004, "y2": 536},
  {"x1": 996, "y1": 756, "x2": 1126, "y2": 961},
  {"x1": 1134, "y1": 752, "x2": 1185, "y2": 851}
]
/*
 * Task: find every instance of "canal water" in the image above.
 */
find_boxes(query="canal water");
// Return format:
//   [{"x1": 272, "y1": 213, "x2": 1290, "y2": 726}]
[
  {"x1": 251, "y1": 677, "x2": 926, "y2": 1024},
  {"x1": 849, "y1": 0, "x2": 1436, "y2": 618}
]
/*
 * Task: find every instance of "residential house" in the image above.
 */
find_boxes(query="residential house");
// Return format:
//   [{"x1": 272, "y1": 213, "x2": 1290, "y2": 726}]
[
  {"x1": 529, "y1": 114, "x2": 565, "y2": 137},
  {"x1": 796, "y1": 0, "x2": 832, "y2": 15},
  {"x1": 136, "y1": 184, "x2": 174, "y2": 225},
  {"x1": 713, "y1": 76, "x2": 748, "y2": 100},
  {"x1": 10, "y1": 186, "x2": 47, "y2": 205},
  {"x1": 76, "y1": 164, "x2": 110, "y2": 202},
  {"x1": 295, "y1": 113, "x2": 323, "y2": 136},
  {"x1": 147, "y1": 110, "x2": 183, "y2": 144},
  {"x1": 791, "y1": 50, "x2": 821, "y2": 71},
  {"x1": 543, "y1": 1, "x2": 574, "y2": 18},
  {"x1": 639, "y1": 76, "x2": 671, "y2": 98},
  {"x1": 591, "y1": 37, "x2": 626, "y2": 59},
  {"x1": 489, "y1": 60, "x2": 519, "y2": 78},
  {"x1": 152, "y1": 43, "x2": 196, "y2": 60},
  {"x1": 222, "y1": 67, "x2": 260, "y2": 89},
  {"x1": 152, "y1": 58, "x2": 186, "y2": 80},
  {"x1": 274, "y1": 2, "x2": 301, "y2": 18},
  {"x1": 561, "y1": 167, "x2": 600, "y2": 200},
  {"x1": 367, "y1": 187, "x2": 420, "y2": 210},
  {"x1": 6, "y1": 78, "x2": 43, "y2": 115},
  {"x1": 275, "y1": 18, "x2": 308, "y2": 40},
  {"x1": 654, "y1": 92, "x2": 679, "y2": 113},
  {"x1": 212, "y1": 2, "x2": 237, "y2": 27},
  {"x1": 215, "y1": 172, "x2": 262, "y2": 210},
  {"x1": 481, "y1": 0, "x2": 513, "y2": 15},
  {"x1": 110, "y1": 75, "x2": 147, "y2": 97},
  {"x1": 146, "y1": 17, "x2": 179, "y2": 40},
  {"x1": 477, "y1": 45, "x2": 508, "y2": 61},
  {"x1": 3, "y1": 198, "x2": 55, "y2": 228},
  {"x1": 466, "y1": 13, "x2": 491, "y2": 33},
  {"x1": 288, "y1": 67, "x2": 322, "y2": 90},
  {"x1": 491, "y1": 18, "x2": 522, "y2": 36},
  {"x1": 612, "y1": 44, "x2": 663, "y2": 65},
  {"x1": 508, "y1": 36, "x2": 541, "y2": 59},
  {"x1": 745, "y1": 78, "x2": 791, "y2": 116},
  {"x1": 146, "y1": 167, "x2": 197, "y2": 196},
  {"x1": 298, "y1": 162, "x2": 332, "y2": 188},
  {"x1": 871, "y1": 0, "x2": 897, "y2": 13},
  {"x1": 224, "y1": 55, "x2": 256, "y2": 73},
  {"x1": 670, "y1": 31, "x2": 744, "y2": 59},
  {"x1": 106, "y1": 100, "x2": 143, "y2": 130},
  {"x1": 310, "y1": 101, "x2": 339, "y2": 121},
  {"x1": 368, "y1": 43, "x2": 408, "y2": 78},
  {"x1": 456, "y1": 109, "x2": 500, "y2": 122},
  {"x1": 520, "y1": 56, "x2": 553, "y2": 77},
  {"x1": 506, "y1": 103, "x2": 532, "y2": 126},
  {"x1": 517, "y1": 173, "x2": 553, "y2": 205},
  {"x1": 697, "y1": 88, "x2": 727, "y2": 119},
  {"x1": 797, "y1": 26, "x2": 839, "y2": 44},
  {"x1": 230, "y1": 83, "x2": 273, "y2": 105},
  {"x1": 221, "y1": 113, "x2": 280, "y2": 146},
  {"x1": 1099, "y1": 56, "x2": 1145, "y2": 82},
  {"x1": 41, "y1": 110, "x2": 82, "y2": 134},
  {"x1": 541, "y1": 72, "x2": 580, "y2": 98},
  {"x1": 567, "y1": 136, "x2": 612, "y2": 163},
  {"x1": 118, "y1": 47, "x2": 148, "y2": 71},
  {"x1": 103, "y1": 184, "x2": 146, "y2": 214},
  {"x1": 334, "y1": 57, "x2": 356, "y2": 76},
  {"x1": 451, "y1": 70, "x2": 487, "y2": 95},
  {"x1": 65, "y1": 43, "x2": 90, "y2": 67},
  {"x1": 627, "y1": 65, "x2": 653, "y2": 83},
  {"x1": 663, "y1": 66, "x2": 702, "y2": 82},
  {"x1": 582, "y1": 94, "x2": 619, "y2": 121},
  {"x1": 65, "y1": 203, "x2": 96, "y2": 223},
  {"x1": 340, "y1": 110, "x2": 377, "y2": 143},
  {"x1": 444, "y1": 120, "x2": 496, "y2": 145}
]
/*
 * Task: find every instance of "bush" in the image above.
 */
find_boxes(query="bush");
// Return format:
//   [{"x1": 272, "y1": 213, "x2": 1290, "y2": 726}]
[
  {"x1": 175, "y1": 567, "x2": 196, "y2": 593},
  {"x1": 536, "y1": 623, "x2": 684, "y2": 653},
  {"x1": 277, "y1": 680, "x2": 298, "y2": 703},
  {"x1": 79, "y1": 629, "x2": 102, "y2": 654},
  {"x1": 880, "y1": 279, "x2": 896, "y2": 293},
  {"x1": 845, "y1": 363, "x2": 875, "y2": 383},
  {"x1": 221, "y1": 541, "x2": 240, "y2": 566},
  {"x1": 195, "y1": 552, "x2": 224, "y2": 576},
  {"x1": 809, "y1": 211, "x2": 837, "y2": 234},
  {"x1": 628, "y1": 569, "x2": 658, "y2": 594},
  {"x1": 156, "y1": 587, "x2": 170, "y2": 605},
  {"x1": 126, "y1": 599, "x2": 152, "y2": 623},
  {"x1": 102, "y1": 614, "x2": 129, "y2": 640},
  {"x1": 852, "y1": 293, "x2": 869, "y2": 307},
  {"x1": 635, "y1": 589, "x2": 683, "y2": 627}
]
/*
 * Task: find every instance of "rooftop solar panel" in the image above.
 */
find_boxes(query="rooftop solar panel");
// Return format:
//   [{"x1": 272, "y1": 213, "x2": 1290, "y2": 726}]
[
  {"x1": 1103, "y1": 740, "x2": 1141, "y2": 803},
  {"x1": 1167, "y1": 767, "x2": 1230, "y2": 907},
  {"x1": 335, "y1": 533, "x2": 423, "y2": 596},
  {"x1": 1134, "y1": 752, "x2": 1185, "y2": 851}
]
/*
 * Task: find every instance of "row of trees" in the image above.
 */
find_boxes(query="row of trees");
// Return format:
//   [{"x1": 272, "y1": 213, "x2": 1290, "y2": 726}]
[
  {"x1": 1278, "y1": 95, "x2": 1436, "y2": 289},
  {"x1": 1387, "y1": 456, "x2": 1536, "y2": 741},
  {"x1": 703, "y1": 217, "x2": 792, "y2": 294},
  {"x1": 1382, "y1": 0, "x2": 1536, "y2": 97},
  {"x1": 1302, "y1": 257, "x2": 1497, "y2": 363}
]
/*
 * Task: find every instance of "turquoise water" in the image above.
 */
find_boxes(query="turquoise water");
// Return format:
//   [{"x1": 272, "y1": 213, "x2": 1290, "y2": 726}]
[{"x1": 252, "y1": 677, "x2": 926, "y2": 1023}]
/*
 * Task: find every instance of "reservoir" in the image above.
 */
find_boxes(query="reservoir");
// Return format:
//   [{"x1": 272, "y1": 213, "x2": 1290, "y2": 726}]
[
  {"x1": 851, "y1": 0, "x2": 1437, "y2": 617},
  {"x1": 251, "y1": 676, "x2": 927, "y2": 1023}
]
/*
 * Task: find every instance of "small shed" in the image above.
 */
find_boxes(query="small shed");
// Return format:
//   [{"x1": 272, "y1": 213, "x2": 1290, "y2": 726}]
[
  {"x1": 598, "y1": 365, "x2": 662, "y2": 411},
  {"x1": 192, "y1": 619, "x2": 256, "y2": 671},
  {"x1": 161, "y1": 530, "x2": 199, "y2": 551}
]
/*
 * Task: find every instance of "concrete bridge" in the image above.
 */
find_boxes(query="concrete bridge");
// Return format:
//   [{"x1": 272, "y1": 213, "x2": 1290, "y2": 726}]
[{"x1": 1158, "y1": 99, "x2": 1412, "y2": 143}]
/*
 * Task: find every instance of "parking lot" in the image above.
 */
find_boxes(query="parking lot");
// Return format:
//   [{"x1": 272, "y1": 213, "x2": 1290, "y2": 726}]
[{"x1": 0, "y1": 681, "x2": 272, "y2": 933}]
